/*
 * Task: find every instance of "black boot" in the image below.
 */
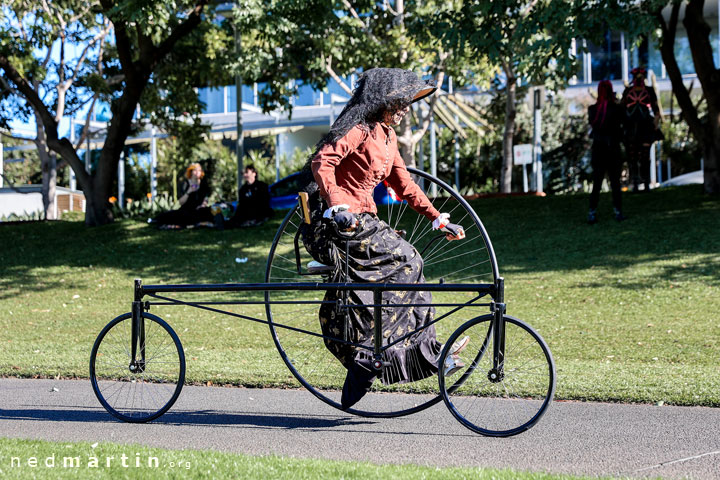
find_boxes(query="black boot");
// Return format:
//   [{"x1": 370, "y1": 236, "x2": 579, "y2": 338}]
[{"x1": 340, "y1": 359, "x2": 376, "y2": 410}]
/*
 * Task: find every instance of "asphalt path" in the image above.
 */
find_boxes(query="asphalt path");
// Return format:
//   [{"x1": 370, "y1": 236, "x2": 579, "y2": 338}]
[{"x1": 0, "y1": 378, "x2": 718, "y2": 479}]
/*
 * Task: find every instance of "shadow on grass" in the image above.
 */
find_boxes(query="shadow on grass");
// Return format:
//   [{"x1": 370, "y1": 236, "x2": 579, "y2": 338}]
[
  {"x1": 1, "y1": 186, "x2": 718, "y2": 300},
  {"x1": 0, "y1": 211, "x2": 290, "y2": 300},
  {"x1": 473, "y1": 186, "x2": 720, "y2": 287}
]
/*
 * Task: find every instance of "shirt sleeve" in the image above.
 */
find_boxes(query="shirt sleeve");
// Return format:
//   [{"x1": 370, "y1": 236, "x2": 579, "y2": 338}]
[
  {"x1": 385, "y1": 150, "x2": 441, "y2": 221},
  {"x1": 311, "y1": 126, "x2": 366, "y2": 207}
]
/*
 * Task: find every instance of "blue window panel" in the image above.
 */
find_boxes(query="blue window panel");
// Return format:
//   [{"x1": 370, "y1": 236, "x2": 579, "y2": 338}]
[
  {"x1": 227, "y1": 84, "x2": 257, "y2": 111},
  {"x1": 588, "y1": 30, "x2": 622, "y2": 81},
  {"x1": 199, "y1": 87, "x2": 225, "y2": 114},
  {"x1": 647, "y1": 36, "x2": 664, "y2": 79},
  {"x1": 295, "y1": 83, "x2": 320, "y2": 106},
  {"x1": 323, "y1": 77, "x2": 352, "y2": 104}
]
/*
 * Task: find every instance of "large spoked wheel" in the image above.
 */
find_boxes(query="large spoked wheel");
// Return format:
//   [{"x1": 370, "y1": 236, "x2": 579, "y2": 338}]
[
  {"x1": 439, "y1": 314, "x2": 555, "y2": 437},
  {"x1": 265, "y1": 169, "x2": 499, "y2": 417},
  {"x1": 90, "y1": 312, "x2": 186, "y2": 423}
]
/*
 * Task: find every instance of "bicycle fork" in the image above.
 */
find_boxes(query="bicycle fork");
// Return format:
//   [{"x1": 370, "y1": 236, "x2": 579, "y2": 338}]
[
  {"x1": 129, "y1": 279, "x2": 147, "y2": 374},
  {"x1": 490, "y1": 277, "x2": 506, "y2": 382}
]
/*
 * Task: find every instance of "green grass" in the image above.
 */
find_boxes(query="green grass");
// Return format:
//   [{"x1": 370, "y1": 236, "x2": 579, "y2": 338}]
[
  {"x1": 0, "y1": 437, "x2": 627, "y2": 479},
  {"x1": 0, "y1": 185, "x2": 718, "y2": 406}
]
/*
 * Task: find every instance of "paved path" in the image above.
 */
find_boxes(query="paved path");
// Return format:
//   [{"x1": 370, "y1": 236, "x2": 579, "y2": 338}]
[{"x1": 0, "y1": 378, "x2": 718, "y2": 479}]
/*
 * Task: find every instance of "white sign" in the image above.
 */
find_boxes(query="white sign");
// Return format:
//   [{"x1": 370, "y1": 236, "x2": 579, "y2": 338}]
[{"x1": 513, "y1": 144, "x2": 533, "y2": 165}]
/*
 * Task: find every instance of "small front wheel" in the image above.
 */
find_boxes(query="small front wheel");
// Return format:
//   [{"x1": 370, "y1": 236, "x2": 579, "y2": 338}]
[
  {"x1": 90, "y1": 312, "x2": 186, "y2": 423},
  {"x1": 439, "y1": 314, "x2": 555, "y2": 437}
]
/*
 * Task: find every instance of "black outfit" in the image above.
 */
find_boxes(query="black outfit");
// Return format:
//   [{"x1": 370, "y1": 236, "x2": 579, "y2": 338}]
[
  {"x1": 225, "y1": 180, "x2": 272, "y2": 228},
  {"x1": 302, "y1": 208, "x2": 441, "y2": 409},
  {"x1": 153, "y1": 179, "x2": 213, "y2": 226},
  {"x1": 301, "y1": 68, "x2": 439, "y2": 410},
  {"x1": 588, "y1": 101, "x2": 624, "y2": 214},
  {"x1": 621, "y1": 85, "x2": 661, "y2": 191}
]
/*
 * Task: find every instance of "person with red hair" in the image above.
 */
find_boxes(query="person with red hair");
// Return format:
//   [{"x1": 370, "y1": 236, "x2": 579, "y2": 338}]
[
  {"x1": 150, "y1": 162, "x2": 213, "y2": 228},
  {"x1": 587, "y1": 80, "x2": 625, "y2": 224}
]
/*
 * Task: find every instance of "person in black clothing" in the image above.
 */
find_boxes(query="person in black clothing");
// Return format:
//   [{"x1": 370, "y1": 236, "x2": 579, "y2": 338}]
[
  {"x1": 621, "y1": 67, "x2": 662, "y2": 192},
  {"x1": 151, "y1": 163, "x2": 214, "y2": 228},
  {"x1": 225, "y1": 164, "x2": 273, "y2": 228},
  {"x1": 588, "y1": 80, "x2": 625, "y2": 224}
]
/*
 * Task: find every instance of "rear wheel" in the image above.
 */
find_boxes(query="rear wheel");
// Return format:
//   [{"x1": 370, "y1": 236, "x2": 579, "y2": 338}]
[{"x1": 265, "y1": 169, "x2": 498, "y2": 417}]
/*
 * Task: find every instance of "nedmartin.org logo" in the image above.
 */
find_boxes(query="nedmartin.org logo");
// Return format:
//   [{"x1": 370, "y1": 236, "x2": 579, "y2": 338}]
[{"x1": 2, "y1": 451, "x2": 192, "y2": 470}]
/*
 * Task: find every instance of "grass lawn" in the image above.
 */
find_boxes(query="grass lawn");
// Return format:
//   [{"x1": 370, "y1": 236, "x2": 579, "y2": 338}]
[
  {"x1": 0, "y1": 185, "x2": 718, "y2": 406},
  {"x1": 0, "y1": 437, "x2": 621, "y2": 479}
]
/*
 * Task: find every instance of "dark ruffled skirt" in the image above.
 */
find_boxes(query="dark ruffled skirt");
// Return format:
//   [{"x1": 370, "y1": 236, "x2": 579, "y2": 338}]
[{"x1": 302, "y1": 213, "x2": 441, "y2": 386}]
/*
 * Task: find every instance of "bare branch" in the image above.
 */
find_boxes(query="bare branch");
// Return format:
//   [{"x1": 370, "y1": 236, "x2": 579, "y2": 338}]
[
  {"x1": 656, "y1": 4, "x2": 704, "y2": 141},
  {"x1": 66, "y1": 23, "x2": 113, "y2": 90},
  {"x1": 1, "y1": 130, "x2": 34, "y2": 142},
  {"x1": 0, "y1": 54, "x2": 90, "y2": 187},
  {"x1": 75, "y1": 95, "x2": 99, "y2": 150},
  {"x1": 68, "y1": 3, "x2": 96, "y2": 25},
  {"x1": 340, "y1": 0, "x2": 363, "y2": 22},
  {"x1": 323, "y1": 55, "x2": 353, "y2": 96},
  {"x1": 13, "y1": 7, "x2": 29, "y2": 41},
  {"x1": 340, "y1": 0, "x2": 376, "y2": 39}
]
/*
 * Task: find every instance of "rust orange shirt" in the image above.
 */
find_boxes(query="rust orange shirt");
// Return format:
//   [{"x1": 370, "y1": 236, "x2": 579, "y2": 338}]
[{"x1": 311, "y1": 123, "x2": 441, "y2": 221}]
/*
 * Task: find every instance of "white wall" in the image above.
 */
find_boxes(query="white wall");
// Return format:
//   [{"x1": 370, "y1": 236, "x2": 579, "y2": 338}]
[
  {"x1": 0, "y1": 191, "x2": 44, "y2": 218},
  {"x1": 276, "y1": 126, "x2": 326, "y2": 161}
]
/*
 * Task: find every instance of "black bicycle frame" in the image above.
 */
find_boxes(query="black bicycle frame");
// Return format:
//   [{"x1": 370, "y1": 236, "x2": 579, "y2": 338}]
[{"x1": 128, "y1": 275, "x2": 507, "y2": 372}]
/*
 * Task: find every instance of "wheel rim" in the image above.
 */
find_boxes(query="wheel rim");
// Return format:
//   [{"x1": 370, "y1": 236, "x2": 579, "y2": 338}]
[
  {"x1": 90, "y1": 313, "x2": 185, "y2": 423},
  {"x1": 265, "y1": 170, "x2": 498, "y2": 417},
  {"x1": 440, "y1": 315, "x2": 556, "y2": 436}
]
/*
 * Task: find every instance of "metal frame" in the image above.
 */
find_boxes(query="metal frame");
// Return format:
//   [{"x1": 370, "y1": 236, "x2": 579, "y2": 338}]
[{"x1": 131, "y1": 276, "x2": 505, "y2": 372}]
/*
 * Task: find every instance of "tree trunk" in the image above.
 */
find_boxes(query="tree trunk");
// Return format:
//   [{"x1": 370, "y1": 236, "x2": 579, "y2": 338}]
[
  {"x1": 704, "y1": 136, "x2": 720, "y2": 194},
  {"x1": 501, "y1": 70, "x2": 517, "y2": 193},
  {"x1": 397, "y1": 114, "x2": 416, "y2": 166},
  {"x1": 34, "y1": 118, "x2": 57, "y2": 220},
  {"x1": 41, "y1": 153, "x2": 57, "y2": 220},
  {"x1": 683, "y1": 0, "x2": 720, "y2": 195},
  {"x1": 659, "y1": 1, "x2": 720, "y2": 195}
]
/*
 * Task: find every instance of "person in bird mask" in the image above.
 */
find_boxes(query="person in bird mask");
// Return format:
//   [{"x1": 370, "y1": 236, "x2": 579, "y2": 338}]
[
  {"x1": 621, "y1": 67, "x2": 662, "y2": 192},
  {"x1": 299, "y1": 68, "x2": 468, "y2": 410}
]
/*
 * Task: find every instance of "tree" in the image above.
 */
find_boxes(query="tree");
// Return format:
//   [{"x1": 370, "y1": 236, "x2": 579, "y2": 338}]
[
  {"x1": 234, "y1": 0, "x2": 490, "y2": 166},
  {"x1": 434, "y1": 0, "x2": 580, "y2": 193},
  {"x1": 0, "y1": 0, "x2": 230, "y2": 225},
  {"x1": 0, "y1": 2, "x2": 112, "y2": 219},
  {"x1": 653, "y1": 0, "x2": 719, "y2": 194}
]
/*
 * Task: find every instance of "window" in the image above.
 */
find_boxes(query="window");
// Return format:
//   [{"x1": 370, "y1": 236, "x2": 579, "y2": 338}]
[
  {"x1": 587, "y1": 30, "x2": 623, "y2": 81},
  {"x1": 227, "y1": 84, "x2": 257, "y2": 112},
  {"x1": 199, "y1": 87, "x2": 225, "y2": 114}
]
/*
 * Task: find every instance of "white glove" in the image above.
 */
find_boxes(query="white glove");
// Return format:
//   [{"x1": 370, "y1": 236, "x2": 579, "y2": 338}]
[
  {"x1": 323, "y1": 204, "x2": 350, "y2": 219},
  {"x1": 432, "y1": 212, "x2": 465, "y2": 240},
  {"x1": 432, "y1": 213, "x2": 450, "y2": 230}
]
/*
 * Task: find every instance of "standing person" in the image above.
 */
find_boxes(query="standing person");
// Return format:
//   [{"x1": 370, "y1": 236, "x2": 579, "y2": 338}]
[
  {"x1": 224, "y1": 164, "x2": 273, "y2": 228},
  {"x1": 588, "y1": 80, "x2": 626, "y2": 224},
  {"x1": 621, "y1": 67, "x2": 662, "y2": 192},
  {"x1": 151, "y1": 163, "x2": 213, "y2": 228},
  {"x1": 302, "y1": 68, "x2": 468, "y2": 410}
]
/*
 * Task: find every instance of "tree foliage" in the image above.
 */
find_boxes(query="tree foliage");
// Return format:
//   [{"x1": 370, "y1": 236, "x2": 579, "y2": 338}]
[{"x1": 0, "y1": 0, "x2": 232, "y2": 225}]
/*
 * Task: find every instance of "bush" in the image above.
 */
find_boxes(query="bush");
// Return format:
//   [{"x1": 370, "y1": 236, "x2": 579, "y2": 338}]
[
  {"x1": 0, "y1": 210, "x2": 44, "y2": 222},
  {"x1": 112, "y1": 194, "x2": 177, "y2": 220}
]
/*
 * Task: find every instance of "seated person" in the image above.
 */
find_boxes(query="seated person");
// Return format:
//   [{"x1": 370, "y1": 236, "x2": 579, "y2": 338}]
[
  {"x1": 224, "y1": 164, "x2": 273, "y2": 228},
  {"x1": 150, "y1": 163, "x2": 214, "y2": 228}
]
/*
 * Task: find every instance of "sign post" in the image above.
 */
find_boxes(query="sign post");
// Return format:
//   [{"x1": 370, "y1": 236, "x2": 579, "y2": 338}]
[{"x1": 513, "y1": 144, "x2": 533, "y2": 193}]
